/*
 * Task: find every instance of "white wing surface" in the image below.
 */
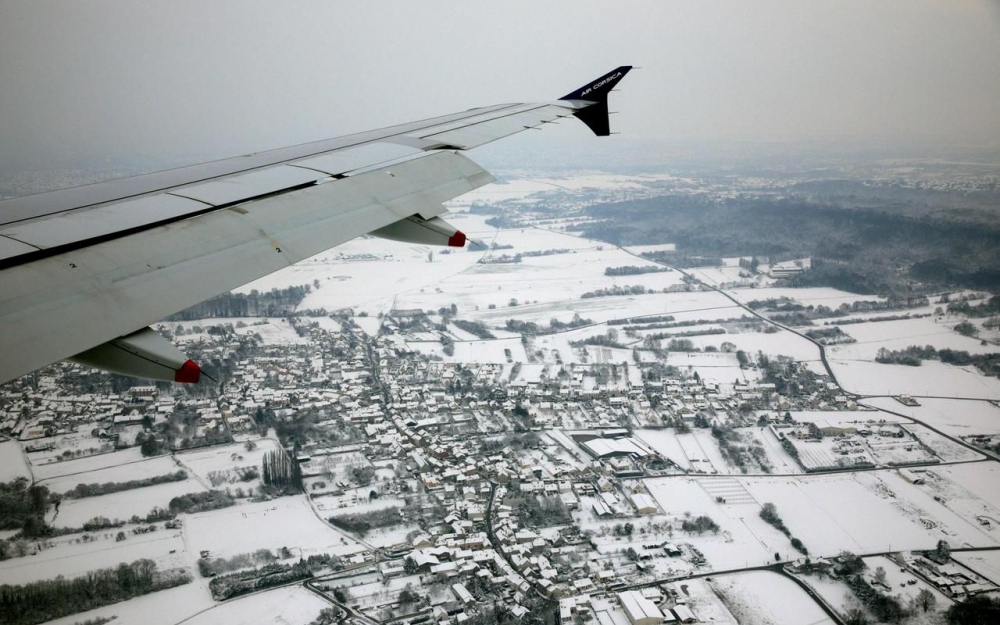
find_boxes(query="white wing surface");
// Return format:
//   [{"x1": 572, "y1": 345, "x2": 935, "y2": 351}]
[{"x1": 0, "y1": 66, "x2": 631, "y2": 384}]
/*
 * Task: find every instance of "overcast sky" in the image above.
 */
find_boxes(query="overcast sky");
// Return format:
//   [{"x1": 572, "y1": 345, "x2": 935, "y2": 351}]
[{"x1": 1, "y1": 0, "x2": 999, "y2": 170}]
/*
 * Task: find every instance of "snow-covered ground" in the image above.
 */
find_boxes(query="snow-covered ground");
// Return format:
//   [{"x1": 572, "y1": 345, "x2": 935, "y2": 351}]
[
  {"x1": 0, "y1": 526, "x2": 188, "y2": 585},
  {"x1": 41, "y1": 579, "x2": 214, "y2": 625},
  {"x1": 39, "y1": 454, "x2": 184, "y2": 493},
  {"x1": 234, "y1": 318, "x2": 307, "y2": 346},
  {"x1": 863, "y1": 397, "x2": 1000, "y2": 437},
  {"x1": 827, "y1": 316, "x2": 998, "y2": 361},
  {"x1": 711, "y1": 571, "x2": 834, "y2": 625},
  {"x1": 0, "y1": 439, "x2": 30, "y2": 480},
  {"x1": 52, "y1": 478, "x2": 206, "y2": 528},
  {"x1": 954, "y1": 549, "x2": 1000, "y2": 585},
  {"x1": 180, "y1": 584, "x2": 330, "y2": 625},
  {"x1": 832, "y1": 359, "x2": 1000, "y2": 399},
  {"x1": 29, "y1": 446, "x2": 147, "y2": 481},
  {"x1": 185, "y1": 495, "x2": 365, "y2": 560},
  {"x1": 175, "y1": 438, "x2": 279, "y2": 491}
]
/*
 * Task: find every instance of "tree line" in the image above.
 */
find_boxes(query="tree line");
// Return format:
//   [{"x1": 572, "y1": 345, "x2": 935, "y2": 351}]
[
  {"x1": 0, "y1": 558, "x2": 190, "y2": 625},
  {"x1": 62, "y1": 470, "x2": 188, "y2": 499},
  {"x1": 165, "y1": 285, "x2": 311, "y2": 320}
]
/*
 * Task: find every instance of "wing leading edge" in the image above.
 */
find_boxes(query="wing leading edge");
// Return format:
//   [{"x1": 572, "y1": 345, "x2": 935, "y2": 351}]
[{"x1": 0, "y1": 66, "x2": 632, "y2": 384}]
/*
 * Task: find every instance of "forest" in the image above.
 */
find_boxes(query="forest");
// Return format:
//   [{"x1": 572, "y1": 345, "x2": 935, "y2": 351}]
[{"x1": 580, "y1": 191, "x2": 1000, "y2": 294}]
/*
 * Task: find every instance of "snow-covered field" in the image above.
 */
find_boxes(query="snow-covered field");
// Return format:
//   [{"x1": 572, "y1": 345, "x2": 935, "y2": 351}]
[
  {"x1": 29, "y1": 446, "x2": 147, "y2": 481},
  {"x1": 643, "y1": 477, "x2": 796, "y2": 569},
  {"x1": 234, "y1": 318, "x2": 307, "y2": 345},
  {"x1": 863, "y1": 397, "x2": 1000, "y2": 436},
  {"x1": 181, "y1": 584, "x2": 329, "y2": 625},
  {"x1": 52, "y1": 478, "x2": 206, "y2": 528},
  {"x1": 634, "y1": 429, "x2": 693, "y2": 470},
  {"x1": 0, "y1": 526, "x2": 188, "y2": 585},
  {"x1": 42, "y1": 579, "x2": 214, "y2": 625},
  {"x1": 40, "y1": 454, "x2": 184, "y2": 493},
  {"x1": 727, "y1": 287, "x2": 885, "y2": 309},
  {"x1": 954, "y1": 549, "x2": 1000, "y2": 585},
  {"x1": 0, "y1": 439, "x2": 30, "y2": 480},
  {"x1": 711, "y1": 571, "x2": 834, "y2": 625},
  {"x1": 832, "y1": 359, "x2": 1000, "y2": 399},
  {"x1": 175, "y1": 438, "x2": 279, "y2": 490},
  {"x1": 792, "y1": 572, "x2": 860, "y2": 621},
  {"x1": 827, "y1": 316, "x2": 997, "y2": 361},
  {"x1": 185, "y1": 495, "x2": 365, "y2": 560},
  {"x1": 742, "y1": 471, "x2": 999, "y2": 554}
]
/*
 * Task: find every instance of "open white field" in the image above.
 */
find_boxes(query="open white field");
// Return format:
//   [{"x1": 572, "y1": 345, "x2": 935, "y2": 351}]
[
  {"x1": 175, "y1": 438, "x2": 279, "y2": 490},
  {"x1": 634, "y1": 429, "x2": 692, "y2": 470},
  {"x1": 40, "y1": 454, "x2": 184, "y2": 493},
  {"x1": 234, "y1": 318, "x2": 307, "y2": 346},
  {"x1": 21, "y1": 426, "x2": 115, "y2": 466},
  {"x1": 954, "y1": 549, "x2": 1000, "y2": 585},
  {"x1": 664, "y1": 351, "x2": 759, "y2": 385},
  {"x1": 182, "y1": 584, "x2": 330, "y2": 625},
  {"x1": 234, "y1": 234, "x2": 490, "y2": 317},
  {"x1": 929, "y1": 463, "x2": 1000, "y2": 529},
  {"x1": 0, "y1": 440, "x2": 30, "y2": 480},
  {"x1": 746, "y1": 427, "x2": 804, "y2": 474},
  {"x1": 827, "y1": 316, "x2": 997, "y2": 361},
  {"x1": 792, "y1": 572, "x2": 861, "y2": 621},
  {"x1": 53, "y1": 478, "x2": 206, "y2": 528},
  {"x1": 43, "y1": 579, "x2": 214, "y2": 625},
  {"x1": 0, "y1": 526, "x2": 188, "y2": 585},
  {"x1": 677, "y1": 328, "x2": 821, "y2": 362},
  {"x1": 903, "y1": 424, "x2": 984, "y2": 462},
  {"x1": 711, "y1": 571, "x2": 835, "y2": 625},
  {"x1": 31, "y1": 446, "x2": 146, "y2": 481},
  {"x1": 831, "y1": 359, "x2": 1000, "y2": 399},
  {"x1": 741, "y1": 471, "x2": 999, "y2": 555},
  {"x1": 643, "y1": 477, "x2": 800, "y2": 569},
  {"x1": 186, "y1": 495, "x2": 365, "y2": 559},
  {"x1": 727, "y1": 287, "x2": 886, "y2": 309},
  {"x1": 782, "y1": 410, "x2": 909, "y2": 426},
  {"x1": 426, "y1": 336, "x2": 527, "y2": 364},
  {"x1": 864, "y1": 397, "x2": 1000, "y2": 436}
]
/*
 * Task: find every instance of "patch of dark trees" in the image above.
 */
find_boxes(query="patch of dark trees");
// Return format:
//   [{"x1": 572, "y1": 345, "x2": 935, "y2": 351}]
[
  {"x1": 165, "y1": 285, "x2": 311, "y2": 320},
  {"x1": 876, "y1": 345, "x2": 1000, "y2": 377},
  {"x1": 0, "y1": 558, "x2": 190, "y2": 625},
  {"x1": 208, "y1": 561, "x2": 311, "y2": 600},
  {"x1": 605, "y1": 265, "x2": 672, "y2": 276},
  {"x1": 62, "y1": 470, "x2": 188, "y2": 499},
  {"x1": 328, "y1": 507, "x2": 404, "y2": 536},
  {"x1": 452, "y1": 320, "x2": 496, "y2": 339},
  {"x1": 581, "y1": 193, "x2": 1000, "y2": 294}
]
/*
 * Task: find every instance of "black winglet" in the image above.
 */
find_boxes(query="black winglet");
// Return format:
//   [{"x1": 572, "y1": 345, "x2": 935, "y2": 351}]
[{"x1": 559, "y1": 66, "x2": 632, "y2": 136}]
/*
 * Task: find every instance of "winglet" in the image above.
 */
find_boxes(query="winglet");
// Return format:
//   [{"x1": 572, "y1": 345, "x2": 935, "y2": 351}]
[{"x1": 559, "y1": 66, "x2": 632, "y2": 136}]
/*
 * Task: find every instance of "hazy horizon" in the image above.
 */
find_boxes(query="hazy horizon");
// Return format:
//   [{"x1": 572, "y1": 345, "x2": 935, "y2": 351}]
[{"x1": 2, "y1": 0, "x2": 1000, "y2": 174}]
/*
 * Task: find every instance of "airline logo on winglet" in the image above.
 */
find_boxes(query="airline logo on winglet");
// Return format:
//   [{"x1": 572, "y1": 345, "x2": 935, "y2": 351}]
[
  {"x1": 579, "y1": 72, "x2": 623, "y2": 98},
  {"x1": 559, "y1": 66, "x2": 632, "y2": 103}
]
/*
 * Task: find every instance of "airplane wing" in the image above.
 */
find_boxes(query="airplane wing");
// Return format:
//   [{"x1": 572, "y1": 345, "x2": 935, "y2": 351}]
[{"x1": 0, "y1": 66, "x2": 631, "y2": 385}]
